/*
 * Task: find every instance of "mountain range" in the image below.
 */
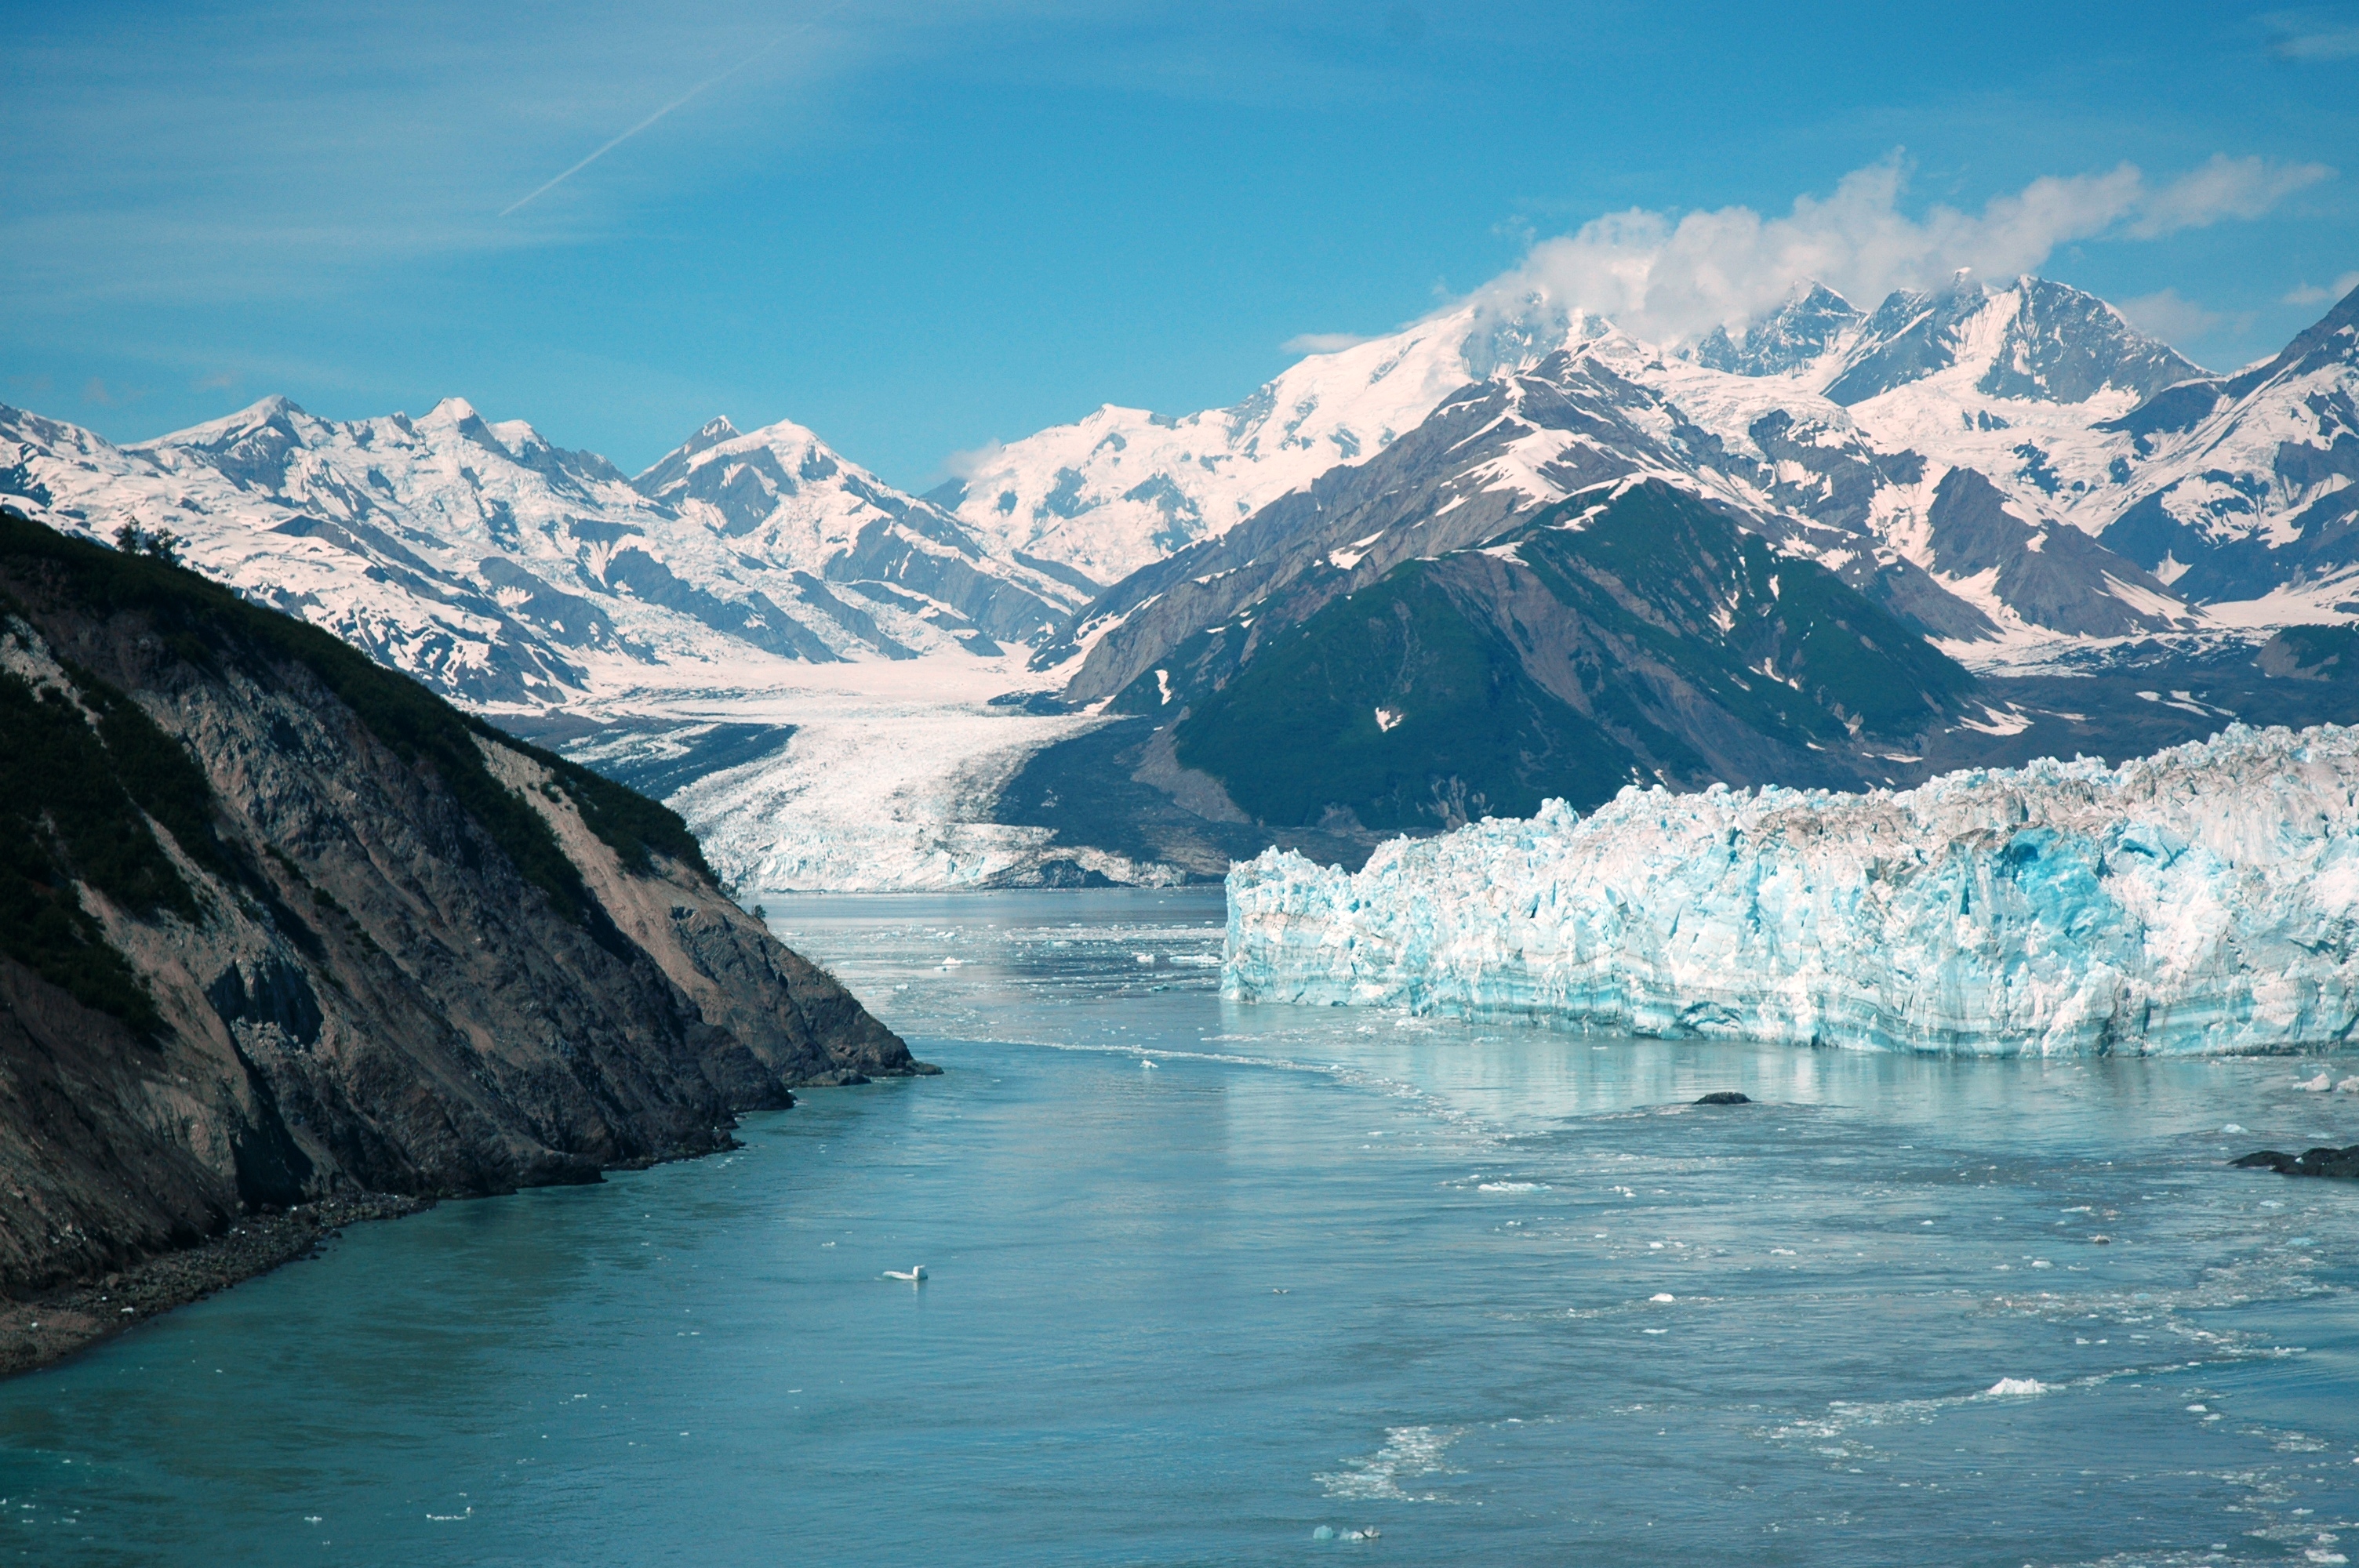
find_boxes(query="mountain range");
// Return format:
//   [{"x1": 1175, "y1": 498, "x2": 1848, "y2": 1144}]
[{"x1": 3, "y1": 272, "x2": 2355, "y2": 887}]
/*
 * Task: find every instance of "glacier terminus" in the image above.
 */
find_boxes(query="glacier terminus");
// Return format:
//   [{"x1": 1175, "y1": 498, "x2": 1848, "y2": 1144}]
[{"x1": 1226, "y1": 724, "x2": 2359, "y2": 1055}]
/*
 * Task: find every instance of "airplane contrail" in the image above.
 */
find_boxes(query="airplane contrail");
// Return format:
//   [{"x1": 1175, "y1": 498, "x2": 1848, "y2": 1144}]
[{"x1": 500, "y1": 11, "x2": 831, "y2": 218}]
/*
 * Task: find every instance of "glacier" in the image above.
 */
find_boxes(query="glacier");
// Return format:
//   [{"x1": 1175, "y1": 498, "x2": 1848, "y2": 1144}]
[{"x1": 1223, "y1": 724, "x2": 2359, "y2": 1055}]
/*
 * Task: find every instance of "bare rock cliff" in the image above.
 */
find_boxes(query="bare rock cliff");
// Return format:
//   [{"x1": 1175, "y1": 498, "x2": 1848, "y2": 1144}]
[{"x1": 0, "y1": 510, "x2": 925, "y2": 1301}]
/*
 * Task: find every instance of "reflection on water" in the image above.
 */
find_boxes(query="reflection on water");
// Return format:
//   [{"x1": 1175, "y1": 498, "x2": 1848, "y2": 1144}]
[{"x1": 1, "y1": 889, "x2": 2354, "y2": 1566}]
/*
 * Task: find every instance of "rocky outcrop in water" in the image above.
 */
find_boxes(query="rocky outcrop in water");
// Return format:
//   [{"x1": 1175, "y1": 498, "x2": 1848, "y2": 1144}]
[
  {"x1": 0, "y1": 510, "x2": 925, "y2": 1309},
  {"x1": 2232, "y1": 1145, "x2": 2359, "y2": 1179}
]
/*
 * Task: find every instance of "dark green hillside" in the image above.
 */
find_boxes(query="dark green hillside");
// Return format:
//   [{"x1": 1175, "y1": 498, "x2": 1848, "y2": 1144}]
[
  {"x1": 2260, "y1": 623, "x2": 2359, "y2": 681},
  {"x1": 1171, "y1": 568, "x2": 1637, "y2": 829},
  {"x1": 0, "y1": 509, "x2": 707, "y2": 895},
  {"x1": 1172, "y1": 483, "x2": 1976, "y2": 832}
]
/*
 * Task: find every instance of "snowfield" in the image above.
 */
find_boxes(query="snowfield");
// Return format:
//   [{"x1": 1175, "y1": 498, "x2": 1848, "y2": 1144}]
[{"x1": 1225, "y1": 724, "x2": 2359, "y2": 1054}]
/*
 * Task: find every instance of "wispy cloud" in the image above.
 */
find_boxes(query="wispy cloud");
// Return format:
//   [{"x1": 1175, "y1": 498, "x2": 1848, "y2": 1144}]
[
  {"x1": 2116, "y1": 289, "x2": 2222, "y2": 342},
  {"x1": 499, "y1": 10, "x2": 841, "y2": 218},
  {"x1": 2261, "y1": 7, "x2": 2359, "y2": 59},
  {"x1": 0, "y1": 1, "x2": 859, "y2": 310},
  {"x1": 1282, "y1": 332, "x2": 1376, "y2": 354},
  {"x1": 1473, "y1": 152, "x2": 2335, "y2": 345},
  {"x1": 940, "y1": 438, "x2": 1007, "y2": 481},
  {"x1": 2284, "y1": 270, "x2": 2359, "y2": 304},
  {"x1": 2125, "y1": 154, "x2": 2333, "y2": 236},
  {"x1": 191, "y1": 370, "x2": 238, "y2": 392}
]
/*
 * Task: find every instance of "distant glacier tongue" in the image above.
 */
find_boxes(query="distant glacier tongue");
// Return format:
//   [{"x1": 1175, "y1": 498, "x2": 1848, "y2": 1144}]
[{"x1": 1224, "y1": 724, "x2": 2359, "y2": 1055}]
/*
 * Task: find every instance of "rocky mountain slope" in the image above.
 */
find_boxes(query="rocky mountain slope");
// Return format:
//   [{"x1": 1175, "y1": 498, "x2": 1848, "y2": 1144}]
[
  {"x1": 1154, "y1": 482, "x2": 1975, "y2": 831},
  {"x1": 2094, "y1": 284, "x2": 2359, "y2": 606},
  {"x1": 0, "y1": 508, "x2": 922, "y2": 1312},
  {"x1": 1046, "y1": 277, "x2": 2240, "y2": 702}
]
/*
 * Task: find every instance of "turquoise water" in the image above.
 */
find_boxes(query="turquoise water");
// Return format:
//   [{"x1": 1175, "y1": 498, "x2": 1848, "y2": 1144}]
[{"x1": 3, "y1": 887, "x2": 2358, "y2": 1566}]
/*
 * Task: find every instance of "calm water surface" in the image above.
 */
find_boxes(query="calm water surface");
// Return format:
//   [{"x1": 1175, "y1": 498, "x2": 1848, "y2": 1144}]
[{"x1": 3, "y1": 888, "x2": 2357, "y2": 1566}]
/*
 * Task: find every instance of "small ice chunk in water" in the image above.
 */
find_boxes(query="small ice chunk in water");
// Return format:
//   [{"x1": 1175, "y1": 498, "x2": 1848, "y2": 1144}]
[
  {"x1": 2223, "y1": 1124, "x2": 2248, "y2": 1134},
  {"x1": 1985, "y1": 1377, "x2": 2048, "y2": 1397},
  {"x1": 1650, "y1": 1293, "x2": 1677, "y2": 1303},
  {"x1": 1312, "y1": 1525, "x2": 1336, "y2": 1541},
  {"x1": 2295, "y1": 1073, "x2": 2333, "y2": 1092}
]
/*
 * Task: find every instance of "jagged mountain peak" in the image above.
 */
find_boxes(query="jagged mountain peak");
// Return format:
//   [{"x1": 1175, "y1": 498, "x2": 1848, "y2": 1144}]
[
  {"x1": 1691, "y1": 281, "x2": 1864, "y2": 378},
  {"x1": 1820, "y1": 274, "x2": 2205, "y2": 408},
  {"x1": 632, "y1": 411, "x2": 852, "y2": 504},
  {"x1": 146, "y1": 394, "x2": 311, "y2": 452}
]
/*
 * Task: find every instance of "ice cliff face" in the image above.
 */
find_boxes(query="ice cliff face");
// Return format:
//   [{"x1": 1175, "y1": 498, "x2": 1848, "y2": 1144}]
[{"x1": 1225, "y1": 724, "x2": 2359, "y2": 1055}]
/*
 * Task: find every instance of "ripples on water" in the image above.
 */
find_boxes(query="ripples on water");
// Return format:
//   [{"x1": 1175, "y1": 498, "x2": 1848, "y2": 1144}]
[{"x1": 2, "y1": 888, "x2": 2355, "y2": 1566}]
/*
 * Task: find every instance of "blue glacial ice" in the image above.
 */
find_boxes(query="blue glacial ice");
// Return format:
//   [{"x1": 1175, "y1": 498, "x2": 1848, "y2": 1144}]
[{"x1": 1223, "y1": 724, "x2": 2359, "y2": 1055}]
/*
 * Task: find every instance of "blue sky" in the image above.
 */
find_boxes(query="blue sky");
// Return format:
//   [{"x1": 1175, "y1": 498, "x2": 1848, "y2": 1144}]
[{"x1": 3, "y1": 0, "x2": 2354, "y2": 487}]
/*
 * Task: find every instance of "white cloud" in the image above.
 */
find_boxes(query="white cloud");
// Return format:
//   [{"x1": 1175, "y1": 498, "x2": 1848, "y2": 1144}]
[
  {"x1": 2115, "y1": 289, "x2": 2221, "y2": 342},
  {"x1": 1283, "y1": 332, "x2": 1376, "y2": 354},
  {"x1": 2126, "y1": 154, "x2": 2332, "y2": 237},
  {"x1": 940, "y1": 438, "x2": 1007, "y2": 481},
  {"x1": 2284, "y1": 270, "x2": 2359, "y2": 305},
  {"x1": 1472, "y1": 152, "x2": 2335, "y2": 346},
  {"x1": 2263, "y1": 8, "x2": 2359, "y2": 59}
]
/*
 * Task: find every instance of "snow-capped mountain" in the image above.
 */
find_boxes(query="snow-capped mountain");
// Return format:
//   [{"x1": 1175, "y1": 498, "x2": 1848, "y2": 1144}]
[
  {"x1": 1013, "y1": 277, "x2": 2359, "y2": 875},
  {"x1": 0, "y1": 396, "x2": 1080, "y2": 710},
  {"x1": 928, "y1": 314, "x2": 1486, "y2": 587},
  {"x1": 3, "y1": 270, "x2": 2351, "y2": 896},
  {"x1": 1004, "y1": 273, "x2": 2359, "y2": 662},
  {"x1": 2093, "y1": 283, "x2": 2359, "y2": 612},
  {"x1": 1052, "y1": 310, "x2": 2198, "y2": 711}
]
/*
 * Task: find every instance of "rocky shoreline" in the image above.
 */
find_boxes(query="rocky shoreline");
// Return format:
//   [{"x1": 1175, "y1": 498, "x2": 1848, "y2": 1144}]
[{"x1": 0, "y1": 1193, "x2": 428, "y2": 1378}]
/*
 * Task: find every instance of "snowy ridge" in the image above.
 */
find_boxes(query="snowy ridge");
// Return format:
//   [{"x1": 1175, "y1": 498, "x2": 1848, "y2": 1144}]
[
  {"x1": 940, "y1": 308, "x2": 1495, "y2": 586},
  {"x1": 1225, "y1": 723, "x2": 2359, "y2": 1054},
  {"x1": 0, "y1": 395, "x2": 1075, "y2": 710}
]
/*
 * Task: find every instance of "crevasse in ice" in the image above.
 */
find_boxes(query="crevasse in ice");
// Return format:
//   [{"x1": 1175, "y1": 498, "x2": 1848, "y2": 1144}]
[{"x1": 1223, "y1": 724, "x2": 2359, "y2": 1055}]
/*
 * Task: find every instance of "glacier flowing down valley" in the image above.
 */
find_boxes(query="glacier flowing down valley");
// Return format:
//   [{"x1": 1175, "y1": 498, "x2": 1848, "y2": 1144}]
[{"x1": 1224, "y1": 724, "x2": 2359, "y2": 1055}]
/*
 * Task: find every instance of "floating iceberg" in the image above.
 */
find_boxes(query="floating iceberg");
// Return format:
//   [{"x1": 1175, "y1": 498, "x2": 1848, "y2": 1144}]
[{"x1": 1223, "y1": 725, "x2": 2359, "y2": 1056}]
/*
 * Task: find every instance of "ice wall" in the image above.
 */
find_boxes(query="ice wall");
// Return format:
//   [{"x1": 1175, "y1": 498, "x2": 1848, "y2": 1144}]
[{"x1": 1223, "y1": 724, "x2": 2359, "y2": 1055}]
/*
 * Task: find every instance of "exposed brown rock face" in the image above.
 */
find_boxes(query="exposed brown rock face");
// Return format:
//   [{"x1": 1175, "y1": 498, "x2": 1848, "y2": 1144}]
[{"x1": 0, "y1": 511, "x2": 925, "y2": 1309}]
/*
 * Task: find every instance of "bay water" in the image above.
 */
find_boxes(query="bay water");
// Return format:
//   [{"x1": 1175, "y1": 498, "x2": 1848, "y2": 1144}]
[{"x1": 2, "y1": 888, "x2": 2357, "y2": 1565}]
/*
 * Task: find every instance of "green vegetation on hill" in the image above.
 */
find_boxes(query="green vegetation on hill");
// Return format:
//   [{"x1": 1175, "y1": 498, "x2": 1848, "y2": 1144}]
[
  {"x1": 0, "y1": 670, "x2": 189, "y2": 1029},
  {"x1": 1515, "y1": 483, "x2": 1975, "y2": 742},
  {"x1": 1173, "y1": 568, "x2": 1637, "y2": 829},
  {"x1": 1171, "y1": 483, "x2": 1974, "y2": 833},
  {"x1": 0, "y1": 508, "x2": 710, "y2": 971}
]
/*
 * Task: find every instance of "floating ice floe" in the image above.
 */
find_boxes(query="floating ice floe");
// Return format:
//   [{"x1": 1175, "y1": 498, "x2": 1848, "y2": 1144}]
[
  {"x1": 1226, "y1": 724, "x2": 2359, "y2": 1056},
  {"x1": 1984, "y1": 1378, "x2": 2049, "y2": 1397}
]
